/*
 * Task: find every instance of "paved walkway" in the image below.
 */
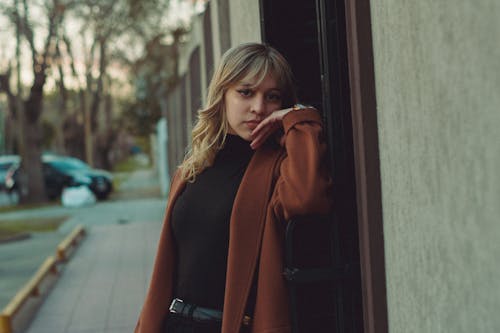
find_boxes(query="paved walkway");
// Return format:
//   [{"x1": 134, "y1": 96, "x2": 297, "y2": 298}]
[
  {"x1": 24, "y1": 220, "x2": 161, "y2": 333},
  {"x1": 0, "y1": 168, "x2": 167, "y2": 332},
  {"x1": 0, "y1": 232, "x2": 63, "y2": 308}
]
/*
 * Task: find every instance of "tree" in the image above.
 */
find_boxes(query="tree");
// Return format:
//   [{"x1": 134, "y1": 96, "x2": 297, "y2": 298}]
[
  {"x1": 118, "y1": 0, "x2": 191, "y2": 137},
  {"x1": 73, "y1": 0, "x2": 188, "y2": 167},
  {"x1": 0, "y1": 0, "x2": 199, "y2": 202},
  {"x1": 123, "y1": 27, "x2": 186, "y2": 137},
  {"x1": 0, "y1": 68, "x2": 19, "y2": 153},
  {"x1": 70, "y1": 0, "x2": 147, "y2": 168},
  {"x1": 0, "y1": 0, "x2": 69, "y2": 203}
]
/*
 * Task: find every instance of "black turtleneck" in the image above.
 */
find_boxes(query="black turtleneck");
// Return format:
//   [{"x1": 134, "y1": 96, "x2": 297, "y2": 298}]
[{"x1": 171, "y1": 134, "x2": 254, "y2": 310}]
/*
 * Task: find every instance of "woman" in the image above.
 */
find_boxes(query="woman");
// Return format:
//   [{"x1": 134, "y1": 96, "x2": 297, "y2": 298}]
[{"x1": 135, "y1": 43, "x2": 332, "y2": 333}]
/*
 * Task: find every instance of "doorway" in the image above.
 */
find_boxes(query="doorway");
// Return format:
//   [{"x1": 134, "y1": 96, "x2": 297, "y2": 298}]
[{"x1": 259, "y1": 0, "x2": 387, "y2": 332}]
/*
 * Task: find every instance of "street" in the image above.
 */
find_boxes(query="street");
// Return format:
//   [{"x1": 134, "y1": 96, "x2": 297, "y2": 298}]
[{"x1": 0, "y1": 169, "x2": 167, "y2": 332}]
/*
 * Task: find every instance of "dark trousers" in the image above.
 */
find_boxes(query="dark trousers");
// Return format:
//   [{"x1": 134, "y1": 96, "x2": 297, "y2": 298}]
[{"x1": 163, "y1": 314, "x2": 222, "y2": 333}]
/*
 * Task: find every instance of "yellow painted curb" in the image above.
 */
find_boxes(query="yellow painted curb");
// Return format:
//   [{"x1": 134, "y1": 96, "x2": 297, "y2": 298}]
[
  {"x1": 0, "y1": 256, "x2": 57, "y2": 333},
  {"x1": 0, "y1": 225, "x2": 86, "y2": 333},
  {"x1": 56, "y1": 225, "x2": 86, "y2": 262}
]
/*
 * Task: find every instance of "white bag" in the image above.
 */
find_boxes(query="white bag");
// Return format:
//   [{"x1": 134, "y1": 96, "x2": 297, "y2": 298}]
[{"x1": 61, "y1": 185, "x2": 96, "y2": 207}]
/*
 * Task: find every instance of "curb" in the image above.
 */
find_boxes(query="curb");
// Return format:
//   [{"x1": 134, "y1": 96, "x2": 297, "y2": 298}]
[{"x1": 0, "y1": 225, "x2": 86, "y2": 333}]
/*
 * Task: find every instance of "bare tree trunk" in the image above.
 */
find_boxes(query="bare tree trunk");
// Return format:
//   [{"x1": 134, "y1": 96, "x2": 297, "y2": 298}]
[
  {"x1": 95, "y1": 91, "x2": 114, "y2": 170},
  {"x1": 15, "y1": 0, "x2": 25, "y2": 156},
  {"x1": 83, "y1": 37, "x2": 97, "y2": 166},
  {"x1": 19, "y1": 69, "x2": 47, "y2": 203},
  {"x1": 0, "y1": 69, "x2": 19, "y2": 153},
  {"x1": 19, "y1": 121, "x2": 45, "y2": 202},
  {"x1": 15, "y1": 0, "x2": 64, "y2": 203},
  {"x1": 14, "y1": 0, "x2": 40, "y2": 203},
  {"x1": 90, "y1": 38, "x2": 106, "y2": 132},
  {"x1": 54, "y1": 41, "x2": 67, "y2": 153},
  {"x1": 4, "y1": 116, "x2": 16, "y2": 153},
  {"x1": 89, "y1": 37, "x2": 107, "y2": 168},
  {"x1": 61, "y1": 34, "x2": 85, "y2": 159}
]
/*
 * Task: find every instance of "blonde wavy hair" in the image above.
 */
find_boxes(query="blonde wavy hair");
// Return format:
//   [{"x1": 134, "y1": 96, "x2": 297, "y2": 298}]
[{"x1": 179, "y1": 43, "x2": 297, "y2": 182}]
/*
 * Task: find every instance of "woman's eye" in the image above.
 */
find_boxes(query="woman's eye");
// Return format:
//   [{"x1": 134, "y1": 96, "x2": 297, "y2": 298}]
[
  {"x1": 237, "y1": 89, "x2": 252, "y2": 97},
  {"x1": 267, "y1": 93, "x2": 282, "y2": 102}
]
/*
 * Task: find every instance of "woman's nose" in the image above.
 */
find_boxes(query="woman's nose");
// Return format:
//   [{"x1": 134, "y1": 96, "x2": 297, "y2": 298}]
[{"x1": 251, "y1": 96, "x2": 266, "y2": 115}]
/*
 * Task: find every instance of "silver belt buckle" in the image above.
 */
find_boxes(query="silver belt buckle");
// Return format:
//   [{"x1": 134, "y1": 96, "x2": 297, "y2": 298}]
[{"x1": 169, "y1": 298, "x2": 183, "y2": 313}]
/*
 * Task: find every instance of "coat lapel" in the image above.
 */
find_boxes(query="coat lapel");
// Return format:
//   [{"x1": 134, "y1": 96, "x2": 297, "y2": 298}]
[{"x1": 222, "y1": 143, "x2": 282, "y2": 333}]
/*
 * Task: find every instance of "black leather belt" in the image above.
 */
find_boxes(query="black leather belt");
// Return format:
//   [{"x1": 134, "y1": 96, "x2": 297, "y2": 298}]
[{"x1": 169, "y1": 298, "x2": 251, "y2": 326}]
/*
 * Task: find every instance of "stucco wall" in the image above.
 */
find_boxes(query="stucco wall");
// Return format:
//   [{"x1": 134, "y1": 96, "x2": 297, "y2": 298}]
[
  {"x1": 228, "y1": 0, "x2": 261, "y2": 46},
  {"x1": 369, "y1": 1, "x2": 500, "y2": 332}
]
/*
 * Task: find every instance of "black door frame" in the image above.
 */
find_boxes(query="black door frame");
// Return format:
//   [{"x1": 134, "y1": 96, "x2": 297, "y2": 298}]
[
  {"x1": 344, "y1": 1, "x2": 388, "y2": 332},
  {"x1": 259, "y1": 1, "x2": 388, "y2": 332}
]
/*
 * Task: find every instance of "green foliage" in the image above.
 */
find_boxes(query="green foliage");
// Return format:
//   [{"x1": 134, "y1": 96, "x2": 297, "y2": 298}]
[
  {"x1": 123, "y1": 32, "x2": 185, "y2": 136},
  {"x1": 0, "y1": 0, "x2": 192, "y2": 174},
  {"x1": 134, "y1": 135, "x2": 151, "y2": 154},
  {"x1": 112, "y1": 155, "x2": 149, "y2": 172},
  {"x1": 0, "y1": 202, "x2": 58, "y2": 213}
]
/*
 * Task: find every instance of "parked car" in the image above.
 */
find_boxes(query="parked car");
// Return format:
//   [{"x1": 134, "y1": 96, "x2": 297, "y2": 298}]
[
  {"x1": 0, "y1": 155, "x2": 20, "y2": 192},
  {"x1": 4, "y1": 155, "x2": 113, "y2": 200}
]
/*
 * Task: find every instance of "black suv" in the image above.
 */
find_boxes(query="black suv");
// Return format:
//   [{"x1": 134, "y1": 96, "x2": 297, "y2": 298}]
[{"x1": 4, "y1": 155, "x2": 113, "y2": 200}]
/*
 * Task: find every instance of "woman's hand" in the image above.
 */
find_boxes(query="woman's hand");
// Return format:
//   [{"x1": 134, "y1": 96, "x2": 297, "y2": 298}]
[{"x1": 250, "y1": 107, "x2": 294, "y2": 150}]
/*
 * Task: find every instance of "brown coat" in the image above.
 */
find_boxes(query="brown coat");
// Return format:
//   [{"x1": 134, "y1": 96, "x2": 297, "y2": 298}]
[{"x1": 135, "y1": 108, "x2": 332, "y2": 333}]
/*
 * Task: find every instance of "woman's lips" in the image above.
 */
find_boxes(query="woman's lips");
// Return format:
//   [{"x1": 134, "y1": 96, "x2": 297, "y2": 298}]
[{"x1": 245, "y1": 121, "x2": 260, "y2": 130}]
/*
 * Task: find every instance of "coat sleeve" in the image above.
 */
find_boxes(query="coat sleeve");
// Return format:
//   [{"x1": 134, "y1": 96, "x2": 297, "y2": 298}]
[{"x1": 270, "y1": 107, "x2": 333, "y2": 222}]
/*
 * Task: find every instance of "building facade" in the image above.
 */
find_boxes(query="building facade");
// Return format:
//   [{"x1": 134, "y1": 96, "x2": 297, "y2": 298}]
[{"x1": 160, "y1": 1, "x2": 500, "y2": 332}]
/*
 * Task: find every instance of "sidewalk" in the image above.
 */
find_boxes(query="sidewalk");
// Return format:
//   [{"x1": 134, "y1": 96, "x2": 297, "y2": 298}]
[
  {"x1": 24, "y1": 220, "x2": 162, "y2": 333},
  {"x1": 0, "y1": 232, "x2": 63, "y2": 308}
]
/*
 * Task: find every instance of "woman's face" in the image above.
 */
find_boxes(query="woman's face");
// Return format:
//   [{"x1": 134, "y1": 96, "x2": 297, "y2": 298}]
[{"x1": 224, "y1": 73, "x2": 283, "y2": 141}]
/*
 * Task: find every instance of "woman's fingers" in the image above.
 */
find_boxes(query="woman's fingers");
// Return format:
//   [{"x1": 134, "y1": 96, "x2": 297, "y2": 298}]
[
  {"x1": 250, "y1": 122, "x2": 277, "y2": 149},
  {"x1": 250, "y1": 119, "x2": 271, "y2": 145},
  {"x1": 251, "y1": 115, "x2": 275, "y2": 137},
  {"x1": 250, "y1": 126, "x2": 271, "y2": 149},
  {"x1": 250, "y1": 108, "x2": 292, "y2": 149},
  {"x1": 252, "y1": 109, "x2": 285, "y2": 135}
]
